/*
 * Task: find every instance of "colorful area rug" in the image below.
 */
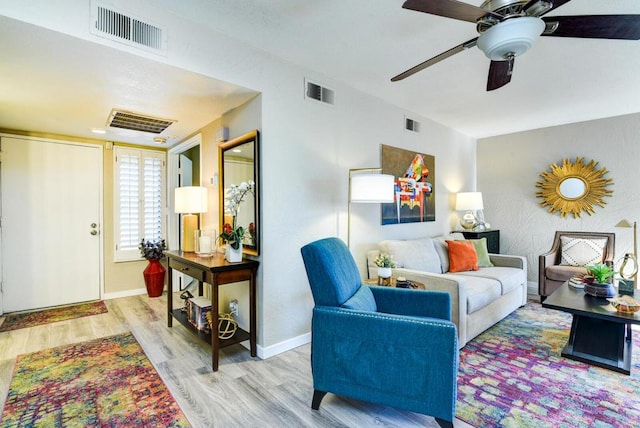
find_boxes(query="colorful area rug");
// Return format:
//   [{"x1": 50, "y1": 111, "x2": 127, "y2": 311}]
[
  {"x1": 0, "y1": 332, "x2": 190, "y2": 427},
  {"x1": 0, "y1": 301, "x2": 108, "y2": 332},
  {"x1": 456, "y1": 303, "x2": 640, "y2": 427}
]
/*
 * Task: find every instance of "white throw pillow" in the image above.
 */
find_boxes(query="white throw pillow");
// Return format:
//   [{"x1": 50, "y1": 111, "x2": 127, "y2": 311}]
[
  {"x1": 380, "y1": 238, "x2": 442, "y2": 274},
  {"x1": 433, "y1": 233, "x2": 466, "y2": 273},
  {"x1": 560, "y1": 236, "x2": 607, "y2": 266}
]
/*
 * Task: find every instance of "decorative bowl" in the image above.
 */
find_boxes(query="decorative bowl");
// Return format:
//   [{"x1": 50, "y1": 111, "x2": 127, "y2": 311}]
[
  {"x1": 584, "y1": 282, "x2": 616, "y2": 298},
  {"x1": 608, "y1": 295, "x2": 640, "y2": 314}
]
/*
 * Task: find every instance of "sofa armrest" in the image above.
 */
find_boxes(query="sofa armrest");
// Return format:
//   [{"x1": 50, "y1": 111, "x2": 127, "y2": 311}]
[
  {"x1": 489, "y1": 254, "x2": 526, "y2": 270},
  {"x1": 369, "y1": 285, "x2": 451, "y2": 321},
  {"x1": 367, "y1": 249, "x2": 381, "y2": 279},
  {"x1": 390, "y1": 268, "x2": 468, "y2": 347}
]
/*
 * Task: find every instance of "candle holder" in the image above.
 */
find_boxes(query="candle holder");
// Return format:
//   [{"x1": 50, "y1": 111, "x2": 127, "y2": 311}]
[{"x1": 194, "y1": 229, "x2": 216, "y2": 257}]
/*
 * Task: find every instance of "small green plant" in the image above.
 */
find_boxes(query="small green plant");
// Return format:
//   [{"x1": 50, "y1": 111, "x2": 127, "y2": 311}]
[
  {"x1": 585, "y1": 263, "x2": 616, "y2": 284},
  {"x1": 373, "y1": 254, "x2": 397, "y2": 268}
]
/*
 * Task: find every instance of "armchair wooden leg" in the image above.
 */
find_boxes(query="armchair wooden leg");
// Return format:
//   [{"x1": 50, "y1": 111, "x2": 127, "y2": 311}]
[
  {"x1": 311, "y1": 390, "x2": 327, "y2": 410},
  {"x1": 435, "y1": 418, "x2": 453, "y2": 428}
]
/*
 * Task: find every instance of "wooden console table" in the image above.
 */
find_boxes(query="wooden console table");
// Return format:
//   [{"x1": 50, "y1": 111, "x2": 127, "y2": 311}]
[{"x1": 165, "y1": 250, "x2": 259, "y2": 371}]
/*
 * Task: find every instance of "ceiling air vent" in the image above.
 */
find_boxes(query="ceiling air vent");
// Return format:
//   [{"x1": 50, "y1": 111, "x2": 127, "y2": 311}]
[
  {"x1": 305, "y1": 79, "x2": 335, "y2": 106},
  {"x1": 91, "y1": 2, "x2": 167, "y2": 53},
  {"x1": 107, "y1": 109, "x2": 176, "y2": 134},
  {"x1": 405, "y1": 116, "x2": 420, "y2": 133}
]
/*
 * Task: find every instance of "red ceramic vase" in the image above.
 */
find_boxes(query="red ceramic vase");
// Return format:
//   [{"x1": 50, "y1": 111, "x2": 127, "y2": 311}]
[{"x1": 143, "y1": 258, "x2": 166, "y2": 297}]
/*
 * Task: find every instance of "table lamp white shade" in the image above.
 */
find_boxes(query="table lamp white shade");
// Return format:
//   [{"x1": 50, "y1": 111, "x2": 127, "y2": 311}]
[
  {"x1": 175, "y1": 186, "x2": 208, "y2": 252},
  {"x1": 455, "y1": 192, "x2": 484, "y2": 211},
  {"x1": 350, "y1": 174, "x2": 395, "y2": 203}
]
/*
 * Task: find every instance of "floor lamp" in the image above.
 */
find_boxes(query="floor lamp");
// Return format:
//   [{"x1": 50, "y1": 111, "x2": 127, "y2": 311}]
[
  {"x1": 175, "y1": 186, "x2": 208, "y2": 252},
  {"x1": 615, "y1": 219, "x2": 638, "y2": 289},
  {"x1": 348, "y1": 168, "x2": 395, "y2": 248}
]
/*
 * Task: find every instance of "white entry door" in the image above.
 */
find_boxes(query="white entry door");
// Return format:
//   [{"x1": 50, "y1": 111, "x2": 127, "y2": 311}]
[{"x1": 1, "y1": 137, "x2": 102, "y2": 313}]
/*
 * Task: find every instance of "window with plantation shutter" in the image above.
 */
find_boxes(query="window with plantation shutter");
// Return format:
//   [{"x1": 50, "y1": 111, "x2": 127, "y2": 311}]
[{"x1": 114, "y1": 147, "x2": 166, "y2": 262}]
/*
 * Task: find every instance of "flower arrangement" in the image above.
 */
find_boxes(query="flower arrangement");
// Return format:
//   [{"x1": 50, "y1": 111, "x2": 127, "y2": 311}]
[
  {"x1": 373, "y1": 254, "x2": 397, "y2": 268},
  {"x1": 139, "y1": 238, "x2": 166, "y2": 260},
  {"x1": 584, "y1": 263, "x2": 616, "y2": 284},
  {"x1": 219, "y1": 181, "x2": 255, "y2": 250}
]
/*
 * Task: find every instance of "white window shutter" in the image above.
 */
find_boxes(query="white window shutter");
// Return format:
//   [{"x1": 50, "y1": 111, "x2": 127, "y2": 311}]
[{"x1": 114, "y1": 147, "x2": 166, "y2": 262}]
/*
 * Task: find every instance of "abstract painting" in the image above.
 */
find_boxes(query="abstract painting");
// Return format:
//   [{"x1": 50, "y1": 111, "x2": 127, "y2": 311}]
[{"x1": 381, "y1": 144, "x2": 435, "y2": 225}]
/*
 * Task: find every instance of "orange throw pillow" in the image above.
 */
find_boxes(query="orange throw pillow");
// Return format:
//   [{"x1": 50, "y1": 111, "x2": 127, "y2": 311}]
[{"x1": 446, "y1": 240, "x2": 479, "y2": 273}]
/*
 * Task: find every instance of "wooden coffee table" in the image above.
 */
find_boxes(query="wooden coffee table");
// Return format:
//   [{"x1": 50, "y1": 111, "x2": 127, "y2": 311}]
[{"x1": 542, "y1": 282, "x2": 640, "y2": 375}]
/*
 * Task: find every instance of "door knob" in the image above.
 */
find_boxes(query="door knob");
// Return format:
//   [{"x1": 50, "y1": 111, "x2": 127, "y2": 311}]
[{"x1": 90, "y1": 230, "x2": 98, "y2": 236}]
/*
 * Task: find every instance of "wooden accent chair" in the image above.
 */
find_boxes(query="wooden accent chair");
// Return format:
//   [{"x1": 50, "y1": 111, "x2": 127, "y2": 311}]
[
  {"x1": 301, "y1": 237, "x2": 458, "y2": 428},
  {"x1": 539, "y1": 231, "x2": 615, "y2": 301}
]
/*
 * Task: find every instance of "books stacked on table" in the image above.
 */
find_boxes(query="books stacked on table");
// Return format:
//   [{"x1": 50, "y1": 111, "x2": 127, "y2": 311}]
[{"x1": 187, "y1": 297, "x2": 212, "y2": 332}]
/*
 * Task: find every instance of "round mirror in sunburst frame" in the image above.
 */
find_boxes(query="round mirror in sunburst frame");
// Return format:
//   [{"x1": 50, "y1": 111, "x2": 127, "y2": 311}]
[{"x1": 535, "y1": 157, "x2": 613, "y2": 218}]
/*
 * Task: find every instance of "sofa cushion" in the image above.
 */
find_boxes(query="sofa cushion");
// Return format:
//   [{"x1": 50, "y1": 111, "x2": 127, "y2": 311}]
[
  {"x1": 380, "y1": 238, "x2": 441, "y2": 274},
  {"x1": 433, "y1": 233, "x2": 466, "y2": 272},
  {"x1": 341, "y1": 286, "x2": 377, "y2": 312},
  {"x1": 446, "y1": 240, "x2": 479, "y2": 273},
  {"x1": 546, "y1": 264, "x2": 588, "y2": 282},
  {"x1": 469, "y1": 238, "x2": 494, "y2": 268},
  {"x1": 456, "y1": 276, "x2": 502, "y2": 314},
  {"x1": 559, "y1": 236, "x2": 607, "y2": 266},
  {"x1": 454, "y1": 267, "x2": 525, "y2": 295}
]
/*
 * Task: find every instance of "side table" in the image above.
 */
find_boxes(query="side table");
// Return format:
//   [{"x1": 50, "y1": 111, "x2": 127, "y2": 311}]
[
  {"x1": 462, "y1": 229, "x2": 500, "y2": 254},
  {"x1": 363, "y1": 277, "x2": 425, "y2": 290}
]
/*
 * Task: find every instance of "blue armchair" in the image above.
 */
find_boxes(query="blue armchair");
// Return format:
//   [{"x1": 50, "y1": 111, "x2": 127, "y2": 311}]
[{"x1": 301, "y1": 237, "x2": 458, "y2": 428}]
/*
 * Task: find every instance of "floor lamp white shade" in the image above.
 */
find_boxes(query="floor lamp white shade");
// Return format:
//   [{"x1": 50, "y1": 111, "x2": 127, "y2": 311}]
[
  {"x1": 175, "y1": 186, "x2": 208, "y2": 252},
  {"x1": 348, "y1": 169, "x2": 395, "y2": 248}
]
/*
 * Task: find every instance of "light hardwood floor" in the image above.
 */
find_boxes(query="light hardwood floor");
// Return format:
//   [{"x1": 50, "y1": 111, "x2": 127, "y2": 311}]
[{"x1": 0, "y1": 294, "x2": 472, "y2": 427}]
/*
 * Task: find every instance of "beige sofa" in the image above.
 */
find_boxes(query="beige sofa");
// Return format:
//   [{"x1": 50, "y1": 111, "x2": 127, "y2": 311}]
[{"x1": 367, "y1": 233, "x2": 527, "y2": 348}]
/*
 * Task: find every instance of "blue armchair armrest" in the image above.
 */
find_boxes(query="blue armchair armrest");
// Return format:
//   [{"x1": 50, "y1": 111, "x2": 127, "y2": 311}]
[
  {"x1": 311, "y1": 306, "x2": 458, "y2": 422},
  {"x1": 369, "y1": 285, "x2": 452, "y2": 321}
]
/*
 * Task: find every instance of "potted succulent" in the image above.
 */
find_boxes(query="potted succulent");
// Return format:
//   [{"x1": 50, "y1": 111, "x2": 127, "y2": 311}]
[
  {"x1": 374, "y1": 254, "x2": 397, "y2": 279},
  {"x1": 139, "y1": 239, "x2": 167, "y2": 297},
  {"x1": 583, "y1": 263, "x2": 616, "y2": 298}
]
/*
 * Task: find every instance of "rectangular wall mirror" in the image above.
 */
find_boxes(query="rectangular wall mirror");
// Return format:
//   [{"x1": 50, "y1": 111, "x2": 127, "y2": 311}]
[{"x1": 219, "y1": 130, "x2": 260, "y2": 256}]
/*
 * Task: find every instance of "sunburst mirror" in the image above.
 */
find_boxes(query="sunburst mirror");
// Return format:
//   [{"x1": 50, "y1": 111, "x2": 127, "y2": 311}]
[{"x1": 535, "y1": 157, "x2": 613, "y2": 218}]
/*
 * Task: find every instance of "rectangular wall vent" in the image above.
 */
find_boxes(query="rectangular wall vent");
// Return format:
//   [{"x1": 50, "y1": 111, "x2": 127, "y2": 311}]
[
  {"x1": 107, "y1": 109, "x2": 176, "y2": 134},
  {"x1": 305, "y1": 79, "x2": 335, "y2": 106},
  {"x1": 405, "y1": 116, "x2": 420, "y2": 133},
  {"x1": 91, "y1": 3, "x2": 167, "y2": 53}
]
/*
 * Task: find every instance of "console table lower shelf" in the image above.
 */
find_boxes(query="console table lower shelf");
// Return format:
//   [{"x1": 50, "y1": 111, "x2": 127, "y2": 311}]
[{"x1": 170, "y1": 309, "x2": 251, "y2": 347}]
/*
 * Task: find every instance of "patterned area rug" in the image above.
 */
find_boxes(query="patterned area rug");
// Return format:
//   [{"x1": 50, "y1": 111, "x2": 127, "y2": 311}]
[
  {"x1": 0, "y1": 332, "x2": 191, "y2": 427},
  {"x1": 457, "y1": 303, "x2": 640, "y2": 427},
  {"x1": 0, "y1": 301, "x2": 108, "y2": 332}
]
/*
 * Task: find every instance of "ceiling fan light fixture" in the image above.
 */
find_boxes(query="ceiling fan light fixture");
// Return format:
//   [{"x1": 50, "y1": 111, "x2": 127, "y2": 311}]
[{"x1": 477, "y1": 17, "x2": 545, "y2": 61}]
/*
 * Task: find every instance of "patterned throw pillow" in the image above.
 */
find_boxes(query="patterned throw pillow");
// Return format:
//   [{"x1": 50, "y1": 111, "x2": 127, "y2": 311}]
[{"x1": 559, "y1": 236, "x2": 607, "y2": 266}]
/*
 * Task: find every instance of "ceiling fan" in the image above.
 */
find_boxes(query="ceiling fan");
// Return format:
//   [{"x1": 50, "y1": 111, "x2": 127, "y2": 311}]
[{"x1": 391, "y1": 0, "x2": 640, "y2": 90}]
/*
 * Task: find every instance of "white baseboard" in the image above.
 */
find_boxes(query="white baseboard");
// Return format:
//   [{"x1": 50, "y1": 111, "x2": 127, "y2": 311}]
[
  {"x1": 256, "y1": 332, "x2": 311, "y2": 360},
  {"x1": 102, "y1": 287, "x2": 148, "y2": 300}
]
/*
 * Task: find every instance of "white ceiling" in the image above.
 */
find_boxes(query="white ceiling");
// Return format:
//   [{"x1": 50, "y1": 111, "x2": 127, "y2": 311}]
[{"x1": 2, "y1": 0, "x2": 640, "y2": 143}]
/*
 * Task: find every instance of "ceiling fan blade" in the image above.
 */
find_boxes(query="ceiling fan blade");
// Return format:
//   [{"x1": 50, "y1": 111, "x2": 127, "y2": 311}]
[
  {"x1": 543, "y1": 15, "x2": 640, "y2": 40},
  {"x1": 487, "y1": 58, "x2": 514, "y2": 91},
  {"x1": 391, "y1": 38, "x2": 478, "y2": 82},
  {"x1": 402, "y1": 0, "x2": 502, "y2": 24},
  {"x1": 522, "y1": 0, "x2": 572, "y2": 17}
]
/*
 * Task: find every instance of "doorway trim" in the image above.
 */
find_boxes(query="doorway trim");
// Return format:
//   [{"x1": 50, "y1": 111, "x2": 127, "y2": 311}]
[{"x1": 168, "y1": 133, "x2": 202, "y2": 291}]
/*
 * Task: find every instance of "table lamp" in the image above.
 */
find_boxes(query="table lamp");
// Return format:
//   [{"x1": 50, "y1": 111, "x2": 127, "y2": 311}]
[
  {"x1": 455, "y1": 192, "x2": 484, "y2": 230},
  {"x1": 175, "y1": 186, "x2": 208, "y2": 252},
  {"x1": 348, "y1": 168, "x2": 395, "y2": 248}
]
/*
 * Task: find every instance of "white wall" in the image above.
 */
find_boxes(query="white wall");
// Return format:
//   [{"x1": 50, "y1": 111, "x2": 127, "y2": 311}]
[
  {"x1": 1, "y1": 1, "x2": 477, "y2": 354},
  {"x1": 478, "y1": 112, "x2": 640, "y2": 290}
]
